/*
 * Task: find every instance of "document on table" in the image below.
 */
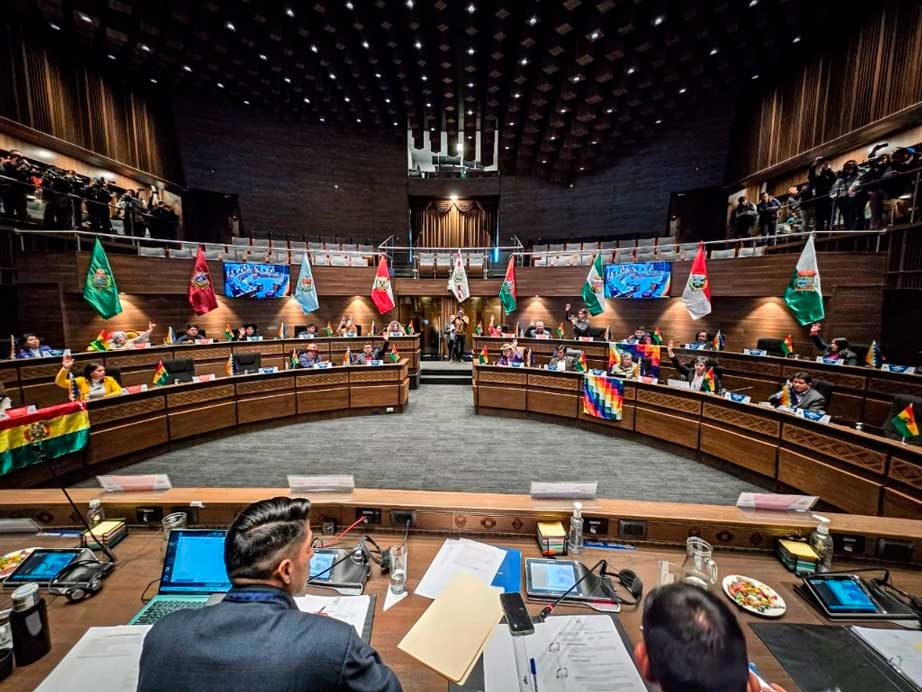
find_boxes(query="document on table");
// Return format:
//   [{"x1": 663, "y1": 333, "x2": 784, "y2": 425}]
[
  {"x1": 294, "y1": 594, "x2": 372, "y2": 637},
  {"x1": 483, "y1": 615, "x2": 647, "y2": 692},
  {"x1": 35, "y1": 625, "x2": 151, "y2": 692},
  {"x1": 852, "y1": 627, "x2": 922, "y2": 688},
  {"x1": 415, "y1": 538, "x2": 506, "y2": 599}
]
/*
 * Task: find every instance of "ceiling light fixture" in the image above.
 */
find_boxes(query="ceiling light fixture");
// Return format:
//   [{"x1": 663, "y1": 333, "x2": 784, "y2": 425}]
[
  {"x1": 107, "y1": 53, "x2": 116, "y2": 60},
  {"x1": 183, "y1": 64, "x2": 192, "y2": 72},
  {"x1": 303, "y1": 97, "x2": 310, "y2": 103},
  {"x1": 259, "y1": 54, "x2": 268, "y2": 61},
  {"x1": 751, "y1": 73, "x2": 760, "y2": 80},
  {"x1": 414, "y1": 40, "x2": 422, "y2": 49},
  {"x1": 590, "y1": 31, "x2": 600, "y2": 41},
  {"x1": 217, "y1": 82, "x2": 225, "y2": 88},
  {"x1": 655, "y1": 119, "x2": 662, "y2": 124},
  {"x1": 393, "y1": 121, "x2": 398, "y2": 126},
  {"x1": 421, "y1": 75, "x2": 428, "y2": 81},
  {"x1": 571, "y1": 75, "x2": 581, "y2": 82},
  {"x1": 467, "y1": 47, "x2": 475, "y2": 55},
  {"x1": 284, "y1": 77, "x2": 291, "y2": 83},
  {"x1": 329, "y1": 72, "x2": 336, "y2": 79},
  {"x1": 320, "y1": 116, "x2": 326, "y2": 122},
  {"x1": 541, "y1": 159, "x2": 548, "y2": 164},
  {"x1": 653, "y1": 16, "x2": 664, "y2": 26},
  {"x1": 344, "y1": 96, "x2": 351, "y2": 102},
  {"x1": 385, "y1": 97, "x2": 391, "y2": 103},
  {"x1": 550, "y1": 135, "x2": 556, "y2": 140},
  {"x1": 49, "y1": 22, "x2": 61, "y2": 31},
  {"x1": 508, "y1": 121, "x2": 514, "y2": 126},
  {"x1": 710, "y1": 47, "x2": 719, "y2": 55},
  {"x1": 626, "y1": 66, "x2": 636, "y2": 75},
  {"x1": 467, "y1": 3, "x2": 476, "y2": 14},
  {"x1": 466, "y1": 109, "x2": 472, "y2": 115},
  {"x1": 559, "y1": 108, "x2": 567, "y2": 113},
  {"x1": 362, "y1": 40, "x2": 369, "y2": 49},
  {"x1": 504, "y1": 145, "x2": 510, "y2": 150},
  {"x1": 149, "y1": 78, "x2": 158, "y2": 84},
  {"x1": 678, "y1": 87, "x2": 686, "y2": 94},
  {"x1": 406, "y1": 0, "x2": 414, "y2": 7},
  {"x1": 356, "y1": 118, "x2": 362, "y2": 123},
  {"x1": 514, "y1": 92, "x2": 521, "y2": 98},
  {"x1": 139, "y1": 43, "x2": 151, "y2": 52},
  {"x1": 243, "y1": 99, "x2": 250, "y2": 105},
  {"x1": 346, "y1": 1, "x2": 354, "y2": 9},
  {"x1": 79, "y1": 12, "x2": 92, "y2": 23},
  {"x1": 426, "y1": 101, "x2": 431, "y2": 107},
  {"x1": 520, "y1": 57, "x2": 529, "y2": 65},
  {"x1": 310, "y1": 44, "x2": 318, "y2": 53},
  {"x1": 375, "y1": 72, "x2": 382, "y2": 78},
  {"x1": 792, "y1": 36, "x2": 801, "y2": 43},
  {"x1": 285, "y1": 8, "x2": 295, "y2": 17},
  {"x1": 749, "y1": 0, "x2": 758, "y2": 6},
  {"x1": 605, "y1": 107, "x2": 613, "y2": 113},
  {"x1": 579, "y1": 166, "x2": 585, "y2": 171},
  {"x1": 225, "y1": 21, "x2": 236, "y2": 31},
  {"x1": 591, "y1": 140, "x2": 598, "y2": 144},
  {"x1": 467, "y1": 81, "x2": 474, "y2": 88}
]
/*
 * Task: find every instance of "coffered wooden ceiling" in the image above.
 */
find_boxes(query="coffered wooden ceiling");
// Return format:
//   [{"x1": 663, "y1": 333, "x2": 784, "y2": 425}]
[{"x1": 13, "y1": 0, "x2": 844, "y2": 183}]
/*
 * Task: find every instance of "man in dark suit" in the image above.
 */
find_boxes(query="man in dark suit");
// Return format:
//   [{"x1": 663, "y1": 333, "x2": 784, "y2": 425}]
[
  {"x1": 768, "y1": 371, "x2": 826, "y2": 412},
  {"x1": 137, "y1": 497, "x2": 402, "y2": 692}
]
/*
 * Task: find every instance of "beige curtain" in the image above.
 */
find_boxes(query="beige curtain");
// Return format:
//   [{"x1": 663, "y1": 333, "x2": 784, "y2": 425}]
[{"x1": 415, "y1": 200, "x2": 493, "y2": 248}]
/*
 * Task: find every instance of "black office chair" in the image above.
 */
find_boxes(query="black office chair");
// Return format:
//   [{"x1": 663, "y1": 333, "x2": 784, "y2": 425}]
[
  {"x1": 235, "y1": 353, "x2": 262, "y2": 374},
  {"x1": 294, "y1": 325, "x2": 309, "y2": 337},
  {"x1": 162, "y1": 358, "x2": 196, "y2": 384},
  {"x1": 850, "y1": 342, "x2": 870, "y2": 364},
  {"x1": 812, "y1": 379, "x2": 834, "y2": 411},
  {"x1": 587, "y1": 327, "x2": 606, "y2": 339},
  {"x1": 106, "y1": 367, "x2": 122, "y2": 385},
  {"x1": 197, "y1": 328, "x2": 207, "y2": 338},
  {"x1": 756, "y1": 338, "x2": 786, "y2": 357},
  {"x1": 882, "y1": 394, "x2": 922, "y2": 444}
]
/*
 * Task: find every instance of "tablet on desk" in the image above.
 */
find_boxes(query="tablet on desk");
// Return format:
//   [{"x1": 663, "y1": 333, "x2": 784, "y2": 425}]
[
  {"x1": 526, "y1": 559, "x2": 579, "y2": 597},
  {"x1": 3, "y1": 548, "x2": 83, "y2": 587},
  {"x1": 309, "y1": 550, "x2": 337, "y2": 583},
  {"x1": 796, "y1": 574, "x2": 919, "y2": 620}
]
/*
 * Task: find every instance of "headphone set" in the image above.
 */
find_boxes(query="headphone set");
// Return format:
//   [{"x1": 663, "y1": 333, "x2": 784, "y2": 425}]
[{"x1": 47, "y1": 551, "x2": 115, "y2": 603}]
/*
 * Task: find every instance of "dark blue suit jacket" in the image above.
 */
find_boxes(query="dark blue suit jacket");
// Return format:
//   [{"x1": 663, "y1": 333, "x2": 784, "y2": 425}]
[{"x1": 137, "y1": 586, "x2": 402, "y2": 692}]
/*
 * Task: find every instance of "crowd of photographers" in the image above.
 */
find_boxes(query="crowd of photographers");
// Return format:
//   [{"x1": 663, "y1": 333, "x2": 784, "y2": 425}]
[
  {"x1": 0, "y1": 148, "x2": 179, "y2": 239},
  {"x1": 730, "y1": 142, "x2": 922, "y2": 240}
]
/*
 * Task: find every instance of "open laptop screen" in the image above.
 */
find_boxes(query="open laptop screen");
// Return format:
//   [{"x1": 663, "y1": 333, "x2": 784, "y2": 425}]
[{"x1": 160, "y1": 529, "x2": 232, "y2": 594}]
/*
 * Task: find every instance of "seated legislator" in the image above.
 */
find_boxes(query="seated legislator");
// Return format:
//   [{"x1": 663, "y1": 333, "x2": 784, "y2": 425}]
[
  {"x1": 175, "y1": 324, "x2": 204, "y2": 344},
  {"x1": 136, "y1": 497, "x2": 402, "y2": 692},
  {"x1": 15, "y1": 333, "x2": 55, "y2": 359},
  {"x1": 635, "y1": 583, "x2": 787, "y2": 692},
  {"x1": 564, "y1": 303, "x2": 592, "y2": 338},
  {"x1": 107, "y1": 322, "x2": 155, "y2": 350},
  {"x1": 768, "y1": 371, "x2": 826, "y2": 411},
  {"x1": 498, "y1": 340, "x2": 523, "y2": 366},
  {"x1": 55, "y1": 355, "x2": 122, "y2": 400},
  {"x1": 809, "y1": 324, "x2": 857, "y2": 365},
  {"x1": 609, "y1": 351, "x2": 638, "y2": 380},
  {"x1": 667, "y1": 341, "x2": 721, "y2": 392},
  {"x1": 337, "y1": 316, "x2": 359, "y2": 338},
  {"x1": 691, "y1": 330, "x2": 713, "y2": 350},
  {"x1": 548, "y1": 344, "x2": 570, "y2": 370},
  {"x1": 623, "y1": 326, "x2": 648, "y2": 345},
  {"x1": 386, "y1": 320, "x2": 404, "y2": 337},
  {"x1": 296, "y1": 343, "x2": 324, "y2": 368},
  {"x1": 351, "y1": 338, "x2": 388, "y2": 365},
  {"x1": 235, "y1": 323, "x2": 259, "y2": 341},
  {"x1": 301, "y1": 324, "x2": 319, "y2": 338},
  {"x1": 524, "y1": 321, "x2": 552, "y2": 338}
]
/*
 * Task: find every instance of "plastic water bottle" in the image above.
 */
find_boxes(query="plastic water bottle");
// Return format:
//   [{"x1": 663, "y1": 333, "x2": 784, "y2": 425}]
[
  {"x1": 809, "y1": 515, "x2": 834, "y2": 572},
  {"x1": 568, "y1": 502, "x2": 584, "y2": 555},
  {"x1": 87, "y1": 499, "x2": 105, "y2": 528}
]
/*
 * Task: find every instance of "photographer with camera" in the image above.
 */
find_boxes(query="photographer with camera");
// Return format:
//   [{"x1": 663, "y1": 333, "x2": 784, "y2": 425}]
[
  {"x1": 1, "y1": 149, "x2": 34, "y2": 223},
  {"x1": 729, "y1": 196, "x2": 758, "y2": 239},
  {"x1": 808, "y1": 157, "x2": 837, "y2": 231},
  {"x1": 117, "y1": 189, "x2": 147, "y2": 237},
  {"x1": 84, "y1": 177, "x2": 113, "y2": 233}
]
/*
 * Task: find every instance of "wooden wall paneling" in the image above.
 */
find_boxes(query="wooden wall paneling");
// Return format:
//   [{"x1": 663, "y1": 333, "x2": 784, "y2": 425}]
[
  {"x1": 778, "y1": 448, "x2": 882, "y2": 515},
  {"x1": 16, "y1": 284, "x2": 66, "y2": 348},
  {"x1": 700, "y1": 424, "x2": 778, "y2": 478},
  {"x1": 781, "y1": 422, "x2": 887, "y2": 475},
  {"x1": 579, "y1": 404, "x2": 636, "y2": 431},
  {"x1": 881, "y1": 487, "x2": 922, "y2": 519},
  {"x1": 169, "y1": 401, "x2": 237, "y2": 440},
  {"x1": 634, "y1": 409, "x2": 700, "y2": 450},
  {"x1": 87, "y1": 416, "x2": 169, "y2": 465}
]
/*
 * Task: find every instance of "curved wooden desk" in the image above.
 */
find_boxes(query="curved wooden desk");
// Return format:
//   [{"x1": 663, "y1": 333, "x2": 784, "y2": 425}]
[
  {"x1": 471, "y1": 335, "x2": 922, "y2": 426},
  {"x1": 0, "y1": 335, "x2": 421, "y2": 409},
  {"x1": 472, "y1": 364, "x2": 922, "y2": 523},
  {"x1": 0, "y1": 361, "x2": 410, "y2": 488}
]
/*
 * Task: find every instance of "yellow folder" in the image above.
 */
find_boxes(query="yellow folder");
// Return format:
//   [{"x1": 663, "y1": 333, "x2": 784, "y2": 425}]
[{"x1": 398, "y1": 572, "x2": 503, "y2": 684}]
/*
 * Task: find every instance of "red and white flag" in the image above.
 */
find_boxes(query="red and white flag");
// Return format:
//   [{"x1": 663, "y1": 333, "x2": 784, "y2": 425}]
[
  {"x1": 447, "y1": 249, "x2": 470, "y2": 303},
  {"x1": 188, "y1": 245, "x2": 218, "y2": 315},
  {"x1": 681, "y1": 242, "x2": 711, "y2": 320},
  {"x1": 370, "y1": 255, "x2": 396, "y2": 313}
]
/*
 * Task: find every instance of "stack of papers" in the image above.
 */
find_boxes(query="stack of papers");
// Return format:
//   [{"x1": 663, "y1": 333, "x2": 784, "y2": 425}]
[
  {"x1": 293, "y1": 594, "x2": 372, "y2": 637},
  {"x1": 483, "y1": 615, "x2": 646, "y2": 691},
  {"x1": 399, "y1": 572, "x2": 503, "y2": 684},
  {"x1": 83, "y1": 519, "x2": 127, "y2": 549},
  {"x1": 35, "y1": 626, "x2": 151, "y2": 692},
  {"x1": 537, "y1": 521, "x2": 567, "y2": 556},
  {"x1": 416, "y1": 538, "x2": 506, "y2": 599}
]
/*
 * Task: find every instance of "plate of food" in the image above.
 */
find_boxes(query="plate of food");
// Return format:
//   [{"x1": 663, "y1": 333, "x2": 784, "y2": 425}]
[
  {"x1": 722, "y1": 574, "x2": 786, "y2": 618},
  {"x1": 0, "y1": 547, "x2": 38, "y2": 580}
]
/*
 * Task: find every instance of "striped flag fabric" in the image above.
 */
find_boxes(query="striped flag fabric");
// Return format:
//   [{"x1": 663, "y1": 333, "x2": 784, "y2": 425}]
[
  {"x1": 652, "y1": 327, "x2": 664, "y2": 344},
  {"x1": 574, "y1": 351, "x2": 588, "y2": 372},
  {"x1": 87, "y1": 330, "x2": 110, "y2": 352},
  {"x1": 289, "y1": 349, "x2": 299, "y2": 369},
  {"x1": 224, "y1": 354, "x2": 238, "y2": 376},
  {"x1": 866, "y1": 340, "x2": 882, "y2": 368},
  {"x1": 478, "y1": 346, "x2": 489, "y2": 365},
  {"x1": 701, "y1": 367, "x2": 717, "y2": 393},
  {"x1": 781, "y1": 334, "x2": 794, "y2": 356},
  {"x1": 164, "y1": 326, "x2": 176, "y2": 345},
  {"x1": 778, "y1": 382, "x2": 794, "y2": 408},
  {"x1": 712, "y1": 330, "x2": 725, "y2": 351},
  {"x1": 555, "y1": 323, "x2": 565, "y2": 338},
  {"x1": 343, "y1": 348, "x2": 352, "y2": 365},
  {"x1": 324, "y1": 321, "x2": 334, "y2": 336},
  {"x1": 608, "y1": 343, "x2": 619, "y2": 371},
  {"x1": 152, "y1": 361, "x2": 170, "y2": 386},
  {"x1": 0, "y1": 402, "x2": 90, "y2": 476},
  {"x1": 891, "y1": 403, "x2": 919, "y2": 439},
  {"x1": 224, "y1": 324, "x2": 235, "y2": 341},
  {"x1": 582, "y1": 374, "x2": 624, "y2": 421},
  {"x1": 388, "y1": 344, "x2": 400, "y2": 362}
]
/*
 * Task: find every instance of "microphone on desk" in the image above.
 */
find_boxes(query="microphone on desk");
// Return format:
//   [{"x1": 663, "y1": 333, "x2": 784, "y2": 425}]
[
  {"x1": 725, "y1": 386, "x2": 754, "y2": 394},
  {"x1": 538, "y1": 559, "x2": 609, "y2": 621}
]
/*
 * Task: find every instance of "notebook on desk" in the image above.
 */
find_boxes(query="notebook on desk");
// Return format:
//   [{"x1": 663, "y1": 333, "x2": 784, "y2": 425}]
[{"x1": 128, "y1": 529, "x2": 231, "y2": 625}]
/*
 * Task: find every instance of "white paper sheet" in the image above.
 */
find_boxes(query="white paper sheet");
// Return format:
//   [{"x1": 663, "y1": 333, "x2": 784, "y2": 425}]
[
  {"x1": 294, "y1": 594, "x2": 371, "y2": 637},
  {"x1": 483, "y1": 615, "x2": 646, "y2": 692},
  {"x1": 415, "y1": 538, "x2": 505, "y2": 599},
  {"x1": 852, "y1": 626, "x2": 922, "y2": 688},
  {"x1": 35, "y1": 625, "x2": 151, "y2": 692}
]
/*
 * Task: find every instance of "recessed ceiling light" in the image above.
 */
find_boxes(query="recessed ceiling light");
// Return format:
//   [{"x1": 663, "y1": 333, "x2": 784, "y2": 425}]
[
  {"x1": 467, "y1": 47, "x2": 475, "y2": 55},
  {"x1": 426, "y1": 102, "x2": 431, "y2": 107},
  {"x1": 344, "y1": 96, "x2": 351, "y2": 102},
  {"x1": 303, "y1": 97, "x2": 310, "y2": 103},
  {"x1": 590, "y1": 31, "x2": 600, "y2": 41},
  {"x1": 375, "y1": 72, "x2": 382, "y2": 78},
  {"x1": 107, "y1": 53, "x2": 116, "y2": 60},
  {"x1": 550, "y1": 135, "x2": 556, "y2": 140},
  {"x1": 467, "y1": 81, "x2": 474, "y2": 88},
  {"x1": 414, "y1": 40, "x2": 422, "y2": 49},
  {"x1": 362, "y1": 41, "x2": 369, "y2": 49},
  {"x1": 466, "y1": 109, "x2": 472, "y2": 115},
  {"x1": 605, "y1": 107, "x2": 613, "y2": 113},
  {"x1": 405, "y1": 0, "x2": 414, "y2": 7},
  {"x1": 79, "y1": 12, "x2": 92, "y2": 23},
  {"x1": 385, "y1": 97, "x2": 391, "y2": 103},
  {"x1": 519, "y1": 57, "x2": 528, "y2": 66},
  {"x1": 217, "y1": 82, "x2": 225, "y2": 88},
  {"x1": 393, "y1": 121, "x2": 398, "y2": 126},
  {"x1": 49, "y1": 22, "x2": 61, "y2": 30},
  {"x1": 139, "y1": 43, "x2": 151, "y2": 52},
  {"x1": 150, "y1": 78, "x2": 158, "y2": 84},
  {"x1": 591, "y1": 140, "x2": 598, "y2": 144},
  {"x1": 749, "y1": 0, "x2": 758, "y2": 6},
  {"x1": 285, "y1": 8, "x2": 295, "y2": 17},
  {"x1": 467, "y1": 4, "x2": 476, "y2": 14},
  {"x1": 751, "y1": 73, "x2": 759, "y2": 80},
  {"x1": 346, "y1": 1, "x2": 354, "y2": 9},
  {"x1": 652, "y1": 15, "x2": 664, "y2": 26},
  {"x1": 655, "y1": 119, "x2": 662, "y2": 124},
  {"x1": 710, "y1": 47, "x2": 719, "y2": 55},
  {"x1": 243, "y1": 99, "x2": 250, "y2": 105},
  {"x1": 514, "y1": 92, "x2": 521, "y2": 98},
  {"x1": 792, "y1": 36, "x2": 801, "y2": 44},
  {"x1": 259, "y1": 54, "x2": 268, "y2": 61},
  {"x1": 467, "y1": 135, "x2": 472, "y2": 140},
  {"x1": 541, "y1": 159, "x2": 548, "y2": 164},
  {"x1": 310, "y1": 44, "x2": 318, "y2": 53},
  {"x1": 284, "y1": 77, "x2": 291, "y2": 83},
  {"x1": 579, "y1": 166, "x2": 585, "y2": 171},
  {"x1": 528, "y1": 16, "x2": 538, "y2": 26},
  {"x1": 421, "y1": 75, "x2": 428, "y2": 81},
  {"x1": 329, "y1": 73, "x2": 336, "y2": 79},
  {"x1": 559, "y1": 108, "x2": 567, "y2": 113},
  {"x1": 571, "y1": 75, "x2": 581, "y2": 82},
  {"x1": 320, "y1": 116, "x2": 326, "y2": 122},
  {"x1": 678, "y1": 87, "x2": 686, "y2": 94},
  {"x1": 508, "y1": 121, "x2": 514, "y2": 126},
  {"x1": 626, "y1": 66, "x2": 636, "y2": 75},
  {"x1": 356, "y1": 118, "x2": 362, "y2": 123},
  {"x1": 504, "y1": 145, "x2": 510, "y2": 150},
  {"x1": 225, "y1": 21, "x2": 236, "y2": 31},
  {"x1": 183, "y1": 64, "x2": 192, "y2": 72}
]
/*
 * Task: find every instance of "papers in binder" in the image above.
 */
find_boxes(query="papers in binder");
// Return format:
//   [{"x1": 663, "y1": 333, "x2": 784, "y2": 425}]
[{"x1": 852, "y1": 627, "x2": 922, "y2": 689}]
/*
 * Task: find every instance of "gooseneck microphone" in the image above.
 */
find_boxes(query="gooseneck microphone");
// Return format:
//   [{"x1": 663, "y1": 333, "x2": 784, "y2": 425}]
[{"x1": 538, "y1": 559, "x2": 609, "y2": 621}]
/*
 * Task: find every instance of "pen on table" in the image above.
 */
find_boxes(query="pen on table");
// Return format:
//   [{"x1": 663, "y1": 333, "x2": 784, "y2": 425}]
[{"x1": 530, "y1": 657, "x2": 539, "y2": 692}]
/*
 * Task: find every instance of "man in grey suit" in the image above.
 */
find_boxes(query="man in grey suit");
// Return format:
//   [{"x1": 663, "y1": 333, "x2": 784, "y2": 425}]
[
  {"x1": 768, "y1": 371, "x2": 826, "y2": 412},
  {"x1": 137, "y1": 497, "x2": 402, "y2": 692}
]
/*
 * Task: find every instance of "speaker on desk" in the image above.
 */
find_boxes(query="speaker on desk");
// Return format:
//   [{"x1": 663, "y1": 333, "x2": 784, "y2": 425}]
[
  {"x1": 162, "y1": 359, "x2": 196, "y2": 384},
  {"x1": 756, "y1": 338, "x2": 786, "y2": 357},
  {"x1": 235, "y1": 353, "x2": 262, "y2": 374}
]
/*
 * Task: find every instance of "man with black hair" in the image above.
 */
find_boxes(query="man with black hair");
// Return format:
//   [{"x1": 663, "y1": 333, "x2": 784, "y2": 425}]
[
  {"x1": 634, "y1": 582, "x2": 787, "y2": 692},
  {"x1": 564, "y1": 303, "x2": 592, "y2": 338},
  {"x1": 138, "y1": 496, "x2": 401, "y2": 692},
  {"x1": 175, "y1": 324, "x2": 203, "y2": 344}
]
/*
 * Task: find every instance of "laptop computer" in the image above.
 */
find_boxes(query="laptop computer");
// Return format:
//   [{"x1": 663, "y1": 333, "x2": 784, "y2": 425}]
[{"x1": 129, "y1": 529, "x2": 231, "y2": 625}]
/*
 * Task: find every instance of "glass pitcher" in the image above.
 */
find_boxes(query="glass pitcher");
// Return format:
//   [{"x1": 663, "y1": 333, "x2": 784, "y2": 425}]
[{"x1": 681, "y1": 537, "x2": 718, "y2": 589}]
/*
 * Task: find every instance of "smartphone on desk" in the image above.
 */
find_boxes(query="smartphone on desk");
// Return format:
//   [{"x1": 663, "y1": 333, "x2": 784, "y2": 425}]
[{"x1": 500, "y1": 592, "x2": 535, "y2": 636}]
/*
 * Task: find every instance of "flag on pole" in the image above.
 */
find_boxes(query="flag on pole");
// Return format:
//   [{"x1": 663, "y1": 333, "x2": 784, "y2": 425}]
[
  {"x1": 682, "y1": 242, "x2": 711, "y2": 320},
  {"x1": 515, "y1": 321, "x2": 521, "y2": 337},
  {"x1": 778, "y1": 382, "x2": 794, "y2": 408},
  {"x1": 447, "y1": 250, "x2": 471, "y2": 303},
  {"x1": 652, "y1": 327, "x2": 664, "y2": 345},
  {"x1": 371, "y1": 256, "x2": 396, "y2": 313},
  {"x1": 784, "y1": 233, "x2": 825, "y2": 325},
  {"x1": 224, "y1": 324, "x2": 235, "y2": 341},
  {"x1": 604, "y1": 325, "x2": 611, "y2": 342},
  {"x1": 581, "y1": 252, "x2": 605, "y2": 316},
  {"x1": 608, "y1": 343, "x2": 619, "y2": 371},
  {"x1": 574, "y1": 351, "x2": 588, "y2": 372},
  {"x1": 164, "y1": 326, "x2": 176, "y2": 345},
  {"x1": 499, "y1": 257, "x2": 517, "y2": 314},
  {"x1": 293, "y1": 253, "x2": 320, "y2": 314},
  {"x1": 224, "y1": 354, "x2": 238, "y2": 376},
  {"x1": 87, "y1": 330, "x2": 110, "y2": 352},
  {"x1": 83, "y1": 238, "x2": 122, "y2": 319},
  {"x1": 289, "y1": 349, "x2": 299, "y2": 369},
  {"x1": 712, "y1": 330, "x2": 725, "y2": 351},
  {"x1": 866, "y1": 340, "x2": 882, "y2": 368},
  {"x1": 324, "y1": 321, "x2": 334, "y2": 336},
  {"x1": 478, "y1": 345, "x2": 489, "y2": 365},
  {"x1": 556, "y1": 323, "x2": 565, "y2": 338},
  {"x1": 781, "y1": 334, "x2": 795, "y2": 356},
  {"x1": 388, "y1": 344, "x2": 400, "y2": 362},
  {"x1": 343, "y1": 348, "x2": 352, "y2": 365},
  {"x1": 405, "y1": 321, "x2": 415, "y2": 336},
  {"x1": 526, "y1": 348, "x2": 535, "y2": 367},
  {"x1": 701, "y1": 367, "x2": 717, "y2": 393},
  {"x1": 8, "y1": 335, "x2": 14, "y2": 360},
  {"x1": 152, "y1": 361, "x2": 170, "y2": 386},
  {"x1": 891, "y1": 403, "x2": 919, "y2": 439},
  {"x1": 474, "y1": 322, "x2": 483, "y2": 336},
  {"x1": 188, "y1": 245, "x2": 219, "y2": 316},
  {"x1": 278, "y1": 322, "x2": 287, "y2": 339}
]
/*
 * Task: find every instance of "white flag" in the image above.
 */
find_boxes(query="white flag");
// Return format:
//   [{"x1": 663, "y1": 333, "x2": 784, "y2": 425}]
[
  {"x1": 447, "y1": 249, "x2": 470, "y2": 303},
  {"x1": 681, "y1": 242, "x2": 712, "y2": 320}
]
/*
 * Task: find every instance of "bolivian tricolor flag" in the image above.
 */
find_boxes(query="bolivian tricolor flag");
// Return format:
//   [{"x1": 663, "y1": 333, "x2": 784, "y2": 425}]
[
  {"x1": 405, "y1": 322, "x2": 415, "y2": 336},
  {"x1": 781, "y1": 334, "x2": 794, "y2": 356},
  {"x1": 224, "y1": 323, "x2": 235, "y2": 341},
  {"x1": 891, "y1": 403, "x2": 919, "y2": 439},
  {"x1": 478, "y1": 345, "x2": 489, "y2": 365},
  {"x1": 652, "y1": 327, "x2": 664, "y2": 345},
  {"x1": 289, "y1": 349, "x2": 299, "y2": 369},
  {"x1": 701, "y1": 367, "x2": 717, "y2": 393},
  {"x1": 556, "y1": 323, "x2": 565, "y2": 338},
  {"x1": 164, "y1": 326, "x2": 176, "y2": 345},
  {"x1": 778, "y1": 382, "x2": 794, "y2": 407},
  {"x1": 388, "y1": 345, "x2": 400, "y2": 362},
  {"x1": 474, "y1": 323, "x2": 483, "y2": 336},
  {"x1": 325, "y1": 322, "x2": 334, "y2": 337},
  {"x1": 152, "y1": 361, "x2": 170, "y2": 386},
  {"x1": 0, "y1": 402, "x2": 89, "y2": 476},
  {"x1": 87, "y1": 330, "x2": 110, "y2": 352},
  {"x1": 574, "y1": 351, "x2": 588, "y2": 373}
]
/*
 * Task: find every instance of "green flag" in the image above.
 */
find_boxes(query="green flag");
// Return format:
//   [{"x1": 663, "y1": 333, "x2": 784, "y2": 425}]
[
  {"x1": 783, "y1": 234, "x2": 824, "y2": 326},
  {"x1": 581, "y1": 252, "x2": 605, "y2": 316},
  {"x1": 82, "y1": 238, "x2": 122, "y2": 319},
  {"x1": 499, "y1": 257, "x2": 517, "y2": 314}
]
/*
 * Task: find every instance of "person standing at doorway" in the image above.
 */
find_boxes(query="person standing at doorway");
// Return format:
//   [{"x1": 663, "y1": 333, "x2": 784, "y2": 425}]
[{"x1": 448, "y1": 307, "x2": 469, "y2": 362}]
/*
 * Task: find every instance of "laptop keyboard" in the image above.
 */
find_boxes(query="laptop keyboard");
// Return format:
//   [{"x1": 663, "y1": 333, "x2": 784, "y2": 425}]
[{"x1": 134, "y1": 599, "x2": 206, "y2": 625}]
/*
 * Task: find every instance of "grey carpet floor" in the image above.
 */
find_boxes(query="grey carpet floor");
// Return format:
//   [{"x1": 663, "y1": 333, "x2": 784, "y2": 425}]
[{"x1": 79, "y1": 386, "x2": 767, "y2": 504}]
